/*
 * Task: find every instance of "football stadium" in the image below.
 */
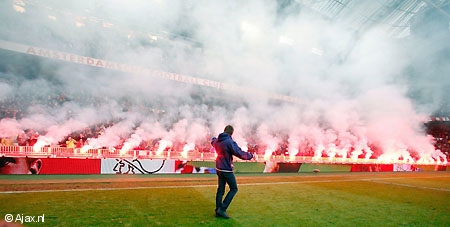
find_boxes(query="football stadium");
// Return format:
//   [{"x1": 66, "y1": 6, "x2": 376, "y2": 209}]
[{"x1": 1, "y1": 0, "x2": 450, "y2": 226}]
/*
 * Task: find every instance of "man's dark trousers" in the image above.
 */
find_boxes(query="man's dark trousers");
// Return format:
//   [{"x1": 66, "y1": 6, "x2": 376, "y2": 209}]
[{"x1": 216, "y1": 170, "x2": 238, "y2": 211}]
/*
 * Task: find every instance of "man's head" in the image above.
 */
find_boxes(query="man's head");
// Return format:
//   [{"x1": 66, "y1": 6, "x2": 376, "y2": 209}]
[
  {"x1": 224, "y1": 125, "x2": 234, "y2": 136},
  {"x1": 0, "y1": 157, "x2": 42, "y2": 174}
]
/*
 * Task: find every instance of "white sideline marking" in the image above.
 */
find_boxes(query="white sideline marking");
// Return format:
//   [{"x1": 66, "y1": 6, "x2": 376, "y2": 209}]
[
  {"x1": 0, "y1": 179, "x2": 358, "y2": 194},
  {"x1": 363, "y1": 180, "x2": 450, "y2": 192},
  {"x1": 1, "y1": 176, "x2": 449, "y2": 194}
]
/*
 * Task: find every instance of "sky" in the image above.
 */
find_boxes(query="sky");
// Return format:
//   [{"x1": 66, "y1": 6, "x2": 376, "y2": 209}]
[{"x1": 0, "y1": 0, "x2": 449, "y2": 163}]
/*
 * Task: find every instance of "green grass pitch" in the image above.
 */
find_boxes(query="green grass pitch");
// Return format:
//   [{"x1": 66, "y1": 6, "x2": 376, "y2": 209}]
[{"x1": 1, "y1": 172, "x2": 449, "y2": 227}]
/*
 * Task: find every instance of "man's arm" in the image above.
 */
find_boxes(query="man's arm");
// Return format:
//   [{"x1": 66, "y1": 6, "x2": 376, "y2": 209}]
[{"x1": 230, "y1": 142, "x2": 254, "y2": 160}]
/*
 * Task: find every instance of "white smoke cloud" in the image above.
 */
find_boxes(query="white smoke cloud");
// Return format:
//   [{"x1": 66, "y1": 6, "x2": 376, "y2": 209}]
[{"x1": 0, "y1": 0, "x2": 448, "y2": 164}]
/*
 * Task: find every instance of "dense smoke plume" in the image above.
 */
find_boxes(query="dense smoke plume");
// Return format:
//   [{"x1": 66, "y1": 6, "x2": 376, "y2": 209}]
[{"x1": 0, "y1": 0, "x2": 449, "y2": 163}]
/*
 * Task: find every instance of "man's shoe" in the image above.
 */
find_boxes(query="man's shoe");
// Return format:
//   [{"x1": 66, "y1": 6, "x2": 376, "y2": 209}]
[
  {"x1": 217, "y1": 208, "x2": 230, "y2": 219},
  {"x1": 214, "y1": 208, "x2": 220, "y2": 217}
]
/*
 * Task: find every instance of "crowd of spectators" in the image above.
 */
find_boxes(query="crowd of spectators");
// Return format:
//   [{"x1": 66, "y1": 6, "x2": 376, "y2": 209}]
[
  {"x1": 1, "y1": 91, "x2": 450, "y2": 160},
  {"x1": 425, "y1": 120, "x2": 450, "y2": 160},
  {"x1": 1, "y1": 128, "x2": 450, "y2": 161},
  {"x1": 1, "y1": 114, "x2": 450, "y2": 162},
  {"x1": 1, "y1": 116, "x2": 450, "y2": 162}
]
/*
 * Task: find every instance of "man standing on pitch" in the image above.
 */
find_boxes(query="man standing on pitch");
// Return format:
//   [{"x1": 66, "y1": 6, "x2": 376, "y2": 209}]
[{"x1": 211, "y1": 125, "x2": 255, "y2": 219}]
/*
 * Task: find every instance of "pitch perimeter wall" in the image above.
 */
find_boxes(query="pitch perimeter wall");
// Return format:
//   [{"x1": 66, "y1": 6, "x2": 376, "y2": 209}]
[{"x1": 0, "y1": 156, "x2": 448, "y2": 174}]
